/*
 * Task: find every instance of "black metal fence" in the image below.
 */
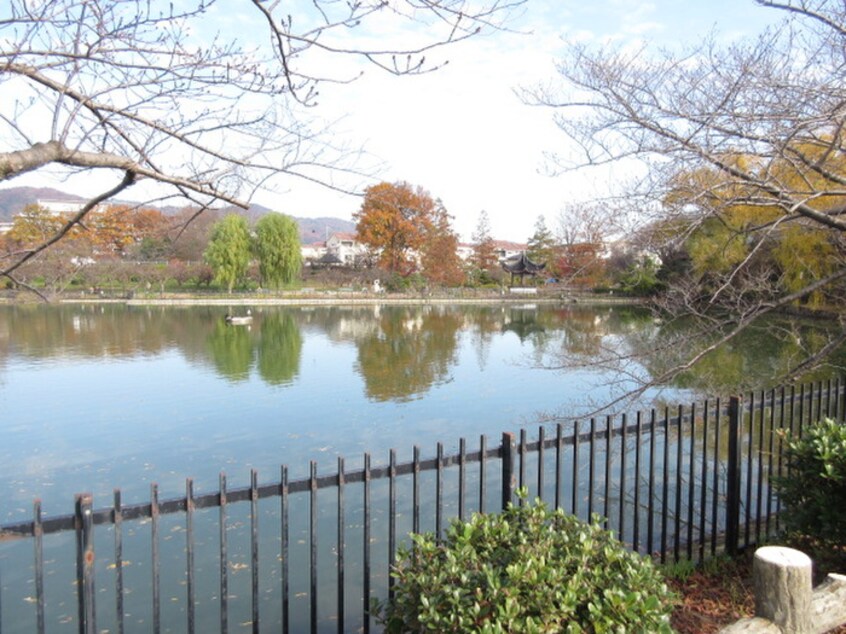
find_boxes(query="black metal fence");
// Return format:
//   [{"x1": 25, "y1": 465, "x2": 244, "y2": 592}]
[{"x1": 0, "y1": 378, "x2": 844, "y2": 634}]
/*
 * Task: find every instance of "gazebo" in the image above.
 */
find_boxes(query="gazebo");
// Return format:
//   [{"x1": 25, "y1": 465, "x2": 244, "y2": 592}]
[{"x1": 501, "y1": 251, "x2": 545, "y2": 285}]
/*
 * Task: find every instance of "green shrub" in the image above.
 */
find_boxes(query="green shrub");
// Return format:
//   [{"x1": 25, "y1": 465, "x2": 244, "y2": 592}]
[
  {"x1": 774, "y1": 418, "x2": 846, "y2": 547},
  {"x1": 375, "y1": 498, "x2": 675, "y2": 633}
]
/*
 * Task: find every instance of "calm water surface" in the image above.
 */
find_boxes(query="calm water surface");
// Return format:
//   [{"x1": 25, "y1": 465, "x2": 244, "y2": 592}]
[{"x1": 0, "y1": 302, "x2": 833, "y2": 521}]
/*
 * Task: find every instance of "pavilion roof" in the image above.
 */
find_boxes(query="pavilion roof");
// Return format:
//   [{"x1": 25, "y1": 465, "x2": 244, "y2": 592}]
[{"x1": 501, "y1": 251, "x2": 545, "y2": 275}]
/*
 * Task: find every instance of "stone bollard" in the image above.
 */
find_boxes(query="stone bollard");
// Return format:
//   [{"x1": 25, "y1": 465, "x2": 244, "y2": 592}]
[{"x1": 753, "y1": 546, "x2": 813, "y2": 634}]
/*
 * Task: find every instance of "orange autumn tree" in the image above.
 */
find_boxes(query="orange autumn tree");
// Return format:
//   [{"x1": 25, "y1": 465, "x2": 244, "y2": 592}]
[
  {"x1": 354, "y1": 181, "x2": 436, "y2": 276},
  {"x1": 420, "y1": 202, "x2": 465, "y2": 286}
]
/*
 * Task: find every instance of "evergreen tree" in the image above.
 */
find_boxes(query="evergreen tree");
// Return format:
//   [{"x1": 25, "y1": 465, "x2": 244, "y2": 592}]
[
  {"x1": 253, "y1": 213, "x2": 302, "y2": 289},
  {"x1": 527, "y1": 215, "x2": 558, "y2": 275},
  {"x1": 471, "y1": 210, "x2": 498, "y2": 274},
  {"x1": 204, "y1": 214, "x2": 252, "y2": 293}
]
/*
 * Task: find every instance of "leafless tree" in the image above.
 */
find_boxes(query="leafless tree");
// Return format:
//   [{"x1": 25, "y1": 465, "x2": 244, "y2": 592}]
[
  {"x1": 525, "y1": 0, "x2": 846, "y2": 408},
  {"x1": 0, "y1": 0, "x2": 523, "y2": 292},
  {"x1": 557, "y1": 201, "x2": 614, "y2": 246}
]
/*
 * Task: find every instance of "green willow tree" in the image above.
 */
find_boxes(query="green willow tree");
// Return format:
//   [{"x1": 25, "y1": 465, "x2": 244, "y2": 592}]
[
  {"x1": 253, "y1": 213, "x2": 302, "y2": 289},
  {"x1": 204, "y1": 214, "x2": 252, "y2": 293}
]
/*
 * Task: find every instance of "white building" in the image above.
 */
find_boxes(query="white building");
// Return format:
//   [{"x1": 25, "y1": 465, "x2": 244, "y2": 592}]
[
  {"x1": 326, "y1": 232, "x2": 370, "y2": 266},
  {"x1": 301, "y1": 241, "x2": 327, "y2": 263},
  {"x1": 37, "y1": 199, "x2": 86, "y2": 215}
]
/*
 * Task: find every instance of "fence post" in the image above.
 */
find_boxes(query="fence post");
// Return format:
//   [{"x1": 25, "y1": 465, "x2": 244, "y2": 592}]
[
  {"x1": 74, "y1": 493, "x2": 96, "y2": 634},
  {"x1": 501, "y1": 432, "x2": 516, "y2": 510},
  {"x1": 726, "y1": 396, "x2": 742, "y2": 557}
]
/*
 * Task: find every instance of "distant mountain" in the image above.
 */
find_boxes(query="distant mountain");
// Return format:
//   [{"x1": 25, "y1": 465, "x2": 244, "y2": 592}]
[
  {"x1": 0, "y1": 186, "x2": 354, "y2": 244},
  {"x1": 0, "y1": 187, "x2": 86, "y2": 220}
]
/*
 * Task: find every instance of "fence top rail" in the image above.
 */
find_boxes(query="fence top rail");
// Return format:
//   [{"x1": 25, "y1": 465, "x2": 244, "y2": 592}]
[{"x1": 0, "y1": 378, "x2": 840, "y2": 540}]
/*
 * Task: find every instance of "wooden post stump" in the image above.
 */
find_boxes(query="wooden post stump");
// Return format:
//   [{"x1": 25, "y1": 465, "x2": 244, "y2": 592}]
[{"x1": 753, "y1": 546, "x2": 812, "y2": 634}]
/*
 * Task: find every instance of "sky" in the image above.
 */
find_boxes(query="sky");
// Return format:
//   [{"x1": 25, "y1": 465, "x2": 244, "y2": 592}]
[
  {"x1": 252, "y1": 0, "x2": 784, "y2": 242},
  {"x1": 3, "y1": 0, "x2": 785, "y2": 243}
]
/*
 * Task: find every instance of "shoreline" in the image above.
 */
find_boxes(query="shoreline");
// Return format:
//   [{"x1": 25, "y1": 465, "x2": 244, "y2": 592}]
[
  {"x1": 89, "y1": 292, "x2": 644, "y2": 307},
  {"x1": 0, "y1": 288, "x2": 645, "y2": 307}
]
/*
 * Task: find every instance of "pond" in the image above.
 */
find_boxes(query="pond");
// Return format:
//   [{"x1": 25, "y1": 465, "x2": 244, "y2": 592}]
[{"x1": 1, "y1": 301, "x2": 839, "y2": 523}]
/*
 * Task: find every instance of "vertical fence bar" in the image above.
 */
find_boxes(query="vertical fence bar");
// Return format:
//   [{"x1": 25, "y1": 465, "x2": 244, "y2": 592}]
[
  {"x1": 337, "y1": 457, "x2": 345, "y2": 634},
  {"x1": 711, "y1": 399, "x2": 721, "y2": 557},
  {"x1": 660, "y1": 408, "x2": 669, "y2": 564},
  {"x1": 572, "y1": 420, "x2": 580, "y2": 518},
  {"x1": 186, "y1": 479, "x2": 196, "y2": 634},
  {"x1": 589, "y1": 419, "x2": 596, "y2": 520},
  {"x1": 114, "y1": 489, "x2": 124, "y2": 634},
  {"x1": 389, "y1": 449, "x2": 397, "y2": 596},
  {"x1": 34, "y1": 500, "x2": 44, "y2": 634},
  {"x1": 699, "y1": 402, "x2": 709, "y2": 562},
  {"x1": 251, "y1": 471, "x2": 261, "y2": 634},
  {"x1": 412, "y1": 446, "x2": 420, "y2": 534},
  {"x1": 619, "y1": 414, "x2": 628, "y2": 543},
  {"x1": 538, "y1": 425, "x2": 546, "y2": 500},
  {"x1": 555, "y1": 423, "x2": 563, "y2": 510},
  {"x1": 436, "y1": 443, "x2": 444, "y2": 537},
  {"x1": 825, "y1": 379, "x2": 831, "y2": 418},
  {"x1": 479, "y1": 435, "x2": 487, "y2": 514},
  {"x1": 633, "y1": 412, "x2": 642, "y2": 553},
  {"x1": 604, "y1": 415, "x2": 612, "y2": 529},
  {"x1": 220, "y1": 473, "x2": 229, "y2": 634},
  {"x1": 647, "y1": 410, "x2": 656, "y2": 556},
  {"x1": 674, "y1": 405, "x2": 683, "y2": 563},
  {"x1": 537, "y1": 426, "x2": 545, "y2": 503},
  {"x1": 745, "y1": 393, "x2": 755, "y2": 548},
  {"x1": 726, "y1": 396, "x2": 742, "y2": 557},
  {"x1": 280, "y1": 466, "x2": 289, "y2": 634},
  {"x1": 502, "y1": 432, "x2": 516, "y2": 510},
  {"x1": 458, "y1": 440, "x2": 466, "y2": 522},
  {"x1": 75, "y1": 493, "x2": 96, "y2": 634},
  {"x1": 151, "y1": 484, "x2": 161, "y2": 634},
  {"x1": 687, "y1": 403, "x2": 696, "y2": 561},
  {"x1": 816, "y1": 380, "x2": 823, "y2": 421},
  {"x1": 798, "y1": 383, "x2": 805, "y2": 436},
  {"x1": 775, "y1": 388, "x2": 786, "y2": 532},
  {"x1": 766, "y1": 390, "x2": 776, "y2": 537},
  {"x1": 755, "y1": 392, "x2": 765, "y2": 545},
  {"x1": 309, "y1": 463, "x2": 317, "y2": 634},
  {"x1": 363, "y1": 453, "x2": 371, "y2": 634},
  {"x1": 519, "y1": 430, "x2": 527, "y2": 504}
]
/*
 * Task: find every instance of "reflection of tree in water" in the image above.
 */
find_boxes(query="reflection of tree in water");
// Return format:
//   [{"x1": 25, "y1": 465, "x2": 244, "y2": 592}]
[
  {"x1": 464, "y1": 305, "x2": 506, "y2": 371},
  {"x1": 636, "y1": 314, "x2": 846, "y2": 395},
  {"x1": 502, "y1": 307, "x2": 546, "y2": 343},
  {"x1": 0, "y1": 303, "x2": 214, "y2": 359},
  {"x1": 207, "y1": 319, "x2": 254, "y2": 382},
  {"x1": 257, "y1": 312, "x2": 302, "y2": 386},
  {"x1": 354, "y1": 306, "x2": 462, "y2": 402}
]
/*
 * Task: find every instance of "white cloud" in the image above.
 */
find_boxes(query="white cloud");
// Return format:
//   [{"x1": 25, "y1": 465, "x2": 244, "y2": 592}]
[{"x1": 2, "y1": 0, "x2": 787, "y2": 244}]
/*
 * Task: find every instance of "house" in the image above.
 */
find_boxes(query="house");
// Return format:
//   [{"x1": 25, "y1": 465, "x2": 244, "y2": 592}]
[
  {"x1": 456, "y1": 243, "x2": 475, "y2": 261},
  {"x1": 301, "y1": 241, "x2": 327, "y2": 263},
  {"x1": 492, "y1": 240, "x2": 527, "y2": 262},
  {"x1": 37, "y1": 199, "x2": 86, "y2": 215},
  {"x1": 456, "y1": 240, "x2": 527, "y2": 263},
  {"x1": 325, "y1": 232, "x2": 370, "y2": 267}
]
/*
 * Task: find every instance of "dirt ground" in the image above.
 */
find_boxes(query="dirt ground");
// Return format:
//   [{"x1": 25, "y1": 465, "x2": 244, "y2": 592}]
[{"x1": 670, "y1": 546, "x2": 846, "y2": 634}]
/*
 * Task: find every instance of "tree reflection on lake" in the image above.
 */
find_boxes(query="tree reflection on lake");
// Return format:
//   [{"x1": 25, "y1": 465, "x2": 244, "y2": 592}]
[{"x1": 0, "y1": 301, "x2": 843, "y2": 522}]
